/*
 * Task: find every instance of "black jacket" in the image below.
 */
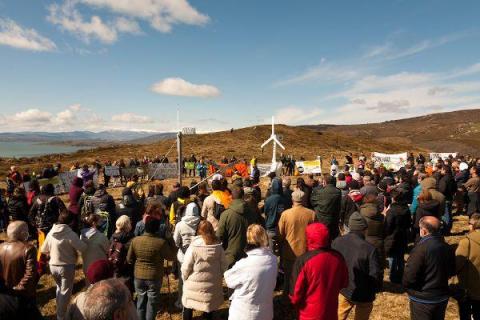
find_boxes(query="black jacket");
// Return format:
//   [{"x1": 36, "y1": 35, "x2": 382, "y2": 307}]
[
  {"x1": 438, "y1": 174, "x2": 456, "y2": 201},
  {"x1": 7, "y1": 196, "x2": 29, "y2": 222},
  {"x1": 384, "y1": 202, "x2": 411, "y2": 256},
  {"x1": 403, "y1": 234, "x2": 455, "y2": 302},
  {"x1": 332, "y1": 232, "x2": 383, "y2": 303},
  {"x1": 414, "y1": 200, "x2": 440, "y2": 229},
  {"x1": 311, "y1": 184, "x2": 341, "y2": 238}
]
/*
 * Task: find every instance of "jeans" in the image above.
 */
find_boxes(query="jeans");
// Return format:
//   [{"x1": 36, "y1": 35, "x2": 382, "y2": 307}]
[
  {"x1": 134, "y1": 278, "x2": 162, "y2": 320},
  {"x1": 410, "y1": 300, "x2": 447, "y2": 320},
  {"x1": 338, "y1": 294, "x2": 373, "y2": 320},
  {"x1": 50, "y1": 264, "x2": 76, "y2": 320},
  {"x1": 267, "y1": 230, "x2": 278, "y2": 254},
  {"x1": 282, "y1": 259, "x2": 295, "y2": 297},
  {"x1": 387, "y1": 253, "x2": 405, "y2": 284},
  {"x1": 458, "y1": 298, "x2": 480, "y2": 320}
]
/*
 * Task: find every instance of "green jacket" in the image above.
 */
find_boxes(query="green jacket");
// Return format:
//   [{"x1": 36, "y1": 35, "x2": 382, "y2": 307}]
[
  {"x1": 127, "y1": 233, "x2": 177, "y2": 281},
  {"x1": 216, "y1": 199, "x2": 249, "y2": 268}
]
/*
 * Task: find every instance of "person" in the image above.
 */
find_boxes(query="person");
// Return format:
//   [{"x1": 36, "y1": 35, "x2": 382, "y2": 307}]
[
  {"x1": 403, "y1": 216, "x2": 455, "y2": 320},
  {"x1": 384, "y1": 187, "x2": 411, "y2": 283},
  {"x1": 224, "y1": 224, "x2": 278, "y2": 320},
  {"x1": 7, "y1": 187, "x2": 29, "y2": 222},
  {"x1": 181, "y1": 220, "x2": 227, "y2": 320},
  {"x1": 117, "y1": 187, "x2": 143, "y2": 229},
  {"x1": 333, "y1": 212, "x2": 383, "y2": 320},
  {"x1": 438, "y1": 165, "x2": 456, "y2": 234},
  {"x1": 282, "y1": 177, "x2": 293, "y2": 210},
  {"x1": 78, "y1": 180, "x2": 96, "y2": 223},
  {"x1": 196, "y1": 159, "x2": 207, "y2": 180},
  {"x1": 0, "y1": 221, "x2": 42, "y2": 319},
  {"x1": 26, "y1": 179, "x2": 40, "y2": 207},
  {"x1": 173, "y1": 202, "x2": 201, "y2": 309},
  {"x1": 264, "y1": 177, "x2": 286, "y2": 251},
  {"x1": 216, "y1": 186, "x2": 251, "y2": 268},
  {"x1": 80, "y1": 214, "x2": 110, "y2": 283},
  {"x1": 144, "y1": 182, "x2": 168, "y2": 208},
  {"x1": 91, "y1": 184, "x2": 117, "y2": 238},
  {"x1": 109, "y1": 215, "x2": 134, "y2": 290},
  {"x1": 169, "y1": 186, "x2": 191, "y2": 225},
  {"x1": 420, "y1": 176, "x2": 445, "y2": 218},
  {"x1": 40, "y1": 210, "x2": 87, "y2": 320},
  {"x1": 78, "y1": 164, "x2": 95, "y2": 185},
  {"x1": 127, "y1": 216, "x2": 177, "y2": 320},
  {"x1": 82, "y1": 278, "x2": 137, "y2": 320},
  {"x1": 290, "y1": 223, "x2": 348, "y2": 320},
  {"x1": 413, "y1": 190, "x2": 440, "y2": 241},
  {"x1": 68, "y1": 177, "x2": 84, "y2": 216},
  {"x1": 359, "y1": 193, "x2": 385, "y2": 264},
  {"x1": 410, "y1": 173, "x2": 426, "y2": 216},
  {"x1": 310, "y1": 174, "x2": 342, "y2": 240},
  {"x1": 202, "y1": 179, "x2": 231, "y2": 231},
  {"x1": 464, "y1": 166, "x2": 480, "y2": 216},
  {"x1": 66, "y1": 259, "x2": 115, "y2": 320},
  {"x1": 134, "y1": 203, "x2": 169, "y2": 239},
  {"x1": 278, "y1": 189, "x2": 316, "y2": 297},
  {"x1": 455, "y1": 213, "x2": 480, "y2": 320}
]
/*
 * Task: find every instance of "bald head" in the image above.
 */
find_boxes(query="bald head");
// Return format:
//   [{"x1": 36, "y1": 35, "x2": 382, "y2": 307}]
[
  {"x1": 419, "y1": 216, "x2": 441, "y2": 236},
  {"x1": 7, "y1": 221, "x2": 29, "y2": 241}
]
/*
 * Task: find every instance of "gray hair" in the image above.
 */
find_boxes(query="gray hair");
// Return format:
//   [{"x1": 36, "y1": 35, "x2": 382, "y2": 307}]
[
  {"x1": 7, "y1": 221, "x2": 29, "y2": 241},
  {"x1": 83, "y1": 278, "x2": 131, "y2": 320}
]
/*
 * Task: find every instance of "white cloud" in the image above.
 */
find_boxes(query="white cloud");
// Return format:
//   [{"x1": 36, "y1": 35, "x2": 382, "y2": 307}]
[
  {"x1": 112, "y1": 112, "x2": 154, "y2": 123},
  {"x1": 273, "y1": 106, "x2": 325, "y2": 125},
  {"x1": 151, "y1": 77, "x2": 221, "y2": 98},
  {"x1": 12, "y1": 109, "x2": 53, "y2": 123},
  {"x1": 0, "y1": 18, "x2": 56, "y2": 51},
  {"x1": 47, "y1": 0, "x2": 209, "y2": 44}
]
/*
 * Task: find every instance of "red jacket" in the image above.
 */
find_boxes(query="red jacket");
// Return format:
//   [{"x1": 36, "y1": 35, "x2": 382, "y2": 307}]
[{"x1": 290, "y1": 223, "x2": 349, "y2": 320}]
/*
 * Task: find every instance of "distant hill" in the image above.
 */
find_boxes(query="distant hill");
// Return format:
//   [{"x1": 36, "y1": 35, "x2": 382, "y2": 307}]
[
  {"x1": 0, "y1": 130, "x2": 175, "y2": 143},
  {"x1": 302, "y1": 109, "x2": 480, "y2": 155}
]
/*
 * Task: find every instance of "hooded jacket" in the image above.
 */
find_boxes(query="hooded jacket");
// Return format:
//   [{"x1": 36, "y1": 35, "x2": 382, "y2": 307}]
[
  {"x1": 420, "y1": 178, "x2": 445, "y2": 217},
  {"x1": 290, "y1": 223, "x2": 348, "y2": 320},
  {"x1": 310, "y1": 184, "x2": 342, "y2": 239},
  {"x1": 80, "y1": 227, "x2": 110, "y2": 275},
  {"x1": 40, "y1": 223, "x2": 87, "y2": 265},
  {"x1": 116, "y1": 193, "x2": 143, "y2": 228},
  {"x1": 264, "y1": 178, "x2": 286, "y2": 232},
  {"x1": 216, "y1": 199, "x2": 250, "y2": 267},
  {"x1": 181, "y1": 236, "x2": 227, "y2": 312},
  {"x1": 68, "y1": 177, "x2": 84, "y2": 215},
  {"x1": 224, "y1": 247, "x2": 278, "y2": 320},
  {"x1": 414, "y1": 200, "x2": 441, "y2": 229},
  {"x1": 359, "y1": 203, "x2": 385, "y2": 258},
  {"x1": 174, "y1": 202, "x2": 201, "y2": 263},
  {"x1": 384, "y1": 202, "x2": 411, "y2": 256}
]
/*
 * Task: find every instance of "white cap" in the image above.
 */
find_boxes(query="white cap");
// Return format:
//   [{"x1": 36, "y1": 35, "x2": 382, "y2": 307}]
[{"x1": 459, "y1": 162, "x2": 469, "y2": 171}]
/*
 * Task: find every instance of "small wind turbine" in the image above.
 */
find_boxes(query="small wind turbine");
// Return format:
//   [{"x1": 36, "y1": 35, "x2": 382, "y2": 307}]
[{"x1": 261, "y1": 116, "x2": 285, "y2": 168}]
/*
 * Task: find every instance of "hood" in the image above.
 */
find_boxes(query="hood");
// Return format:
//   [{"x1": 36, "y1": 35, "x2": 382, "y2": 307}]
[
  {"x1": 270, "y1": 178, "x2": 283, "y2": 195},
  {"x1": 306, "y1": 223, "x2": 330, "y2": 250},
  {"x1": 72, "y1": 177, "x2": 83, "y2": 188},
  {"x1": 184, "y1": 202, "x2": 200, "y2": 217},
  {"x1": 94, "y1": 189, "x2": 107, "y2": 198},
  {"x1": 112, "y1": 231, "x2": 133, "y2": 244},
  {"x1": 336, "y1": 180, "x2": 347, "y2": 190},
  {"x1": 418, "y1": 199, "x2": 440, "y2": 211},
  {"x1": 228, "y1": 199, "x2": 247, "y2": 214},
  {"x1": 50, "y1": 224, "x2": 72, "y2": 237},
  {"x1": 81, "y1": 227, "x2": 98, "y2": 239},
  {"x1": 359, "y1": 203, "x2": 379, "y2": 217},
  {"x1": 122, "y1": 194, "x2": 136, "y2": 207},
  {"x1": 420, "y1": 177, "x2": 437, "y2": 191},
  {"x1": 181, "y1": 215, "x2": 201, "y2": 228},
  {"x1": 190, "y1": 236, "x2": 223, "y2": 259}
]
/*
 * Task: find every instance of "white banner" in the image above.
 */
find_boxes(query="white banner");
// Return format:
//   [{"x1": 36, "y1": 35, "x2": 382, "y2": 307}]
[
  {"x1": 296, "y1": 160, "x2": 322, "y2": 175},
  {"x1": 372, "y1": 152, "x2": 407, "y2": 171},
  {"x1": 429, "y1": 153, "x2": 457, "y2": 162}
]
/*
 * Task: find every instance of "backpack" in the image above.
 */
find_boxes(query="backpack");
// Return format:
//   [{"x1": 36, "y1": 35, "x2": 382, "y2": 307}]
[
  {"x1": 80, "y1": 195, "x2": 95, "y2": 223},
  {"x1": 174, "y1": 200, "x2": 191, "y2": 224},
  {"x1": 95, "y1": 210, "x2": 111, "y2": 237},
  {"x1": 213, "y1": 201, "x2": 225, "y2": 220},
  {"x1": 36, "y1": 196, "x2": 59, "y2": 231},
  {"x1": 108, "y1": 239, "x2": 127, "y2": 274}
]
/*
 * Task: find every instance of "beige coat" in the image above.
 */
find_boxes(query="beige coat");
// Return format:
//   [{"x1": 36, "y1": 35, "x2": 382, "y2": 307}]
[
  {"x1": 455, "y1": 230, "x2": 480, "y2": 300},
  {"x1": 278, "y1": 204, "x2": 316, "y2": 261},
  {"x1": 201, "y1": 194, "x2": 220, "y2": 231},
  {"x1": 181, "y1": 236, "x2": 227, "y2": 312}
]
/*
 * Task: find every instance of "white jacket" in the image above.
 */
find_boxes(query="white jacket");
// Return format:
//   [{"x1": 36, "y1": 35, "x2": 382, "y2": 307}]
[
  {"x1": 80, "y1": 227, "x2": 110, "y2": 274},
  {"x1": 173, "y1": 213, "x2": 201, "y2": 263},
  {"x1": 224, "y1": 247, "x2": 278, "y2": 320},
  {"x1": 41, "y1": 224, "x2": 87, "y2": 265}
]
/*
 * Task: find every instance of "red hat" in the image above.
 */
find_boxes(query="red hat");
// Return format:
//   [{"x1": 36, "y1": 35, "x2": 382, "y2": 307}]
[{"x1": 86, "y1": 259, "x2": 114, "y2": 284}]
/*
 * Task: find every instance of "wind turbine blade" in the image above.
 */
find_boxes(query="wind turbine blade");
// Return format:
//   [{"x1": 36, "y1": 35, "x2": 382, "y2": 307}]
[
  {"x1": 273, "y1": 137, "x2": 285, "y2": 150},
  {"x1": 261, "y1": 137, "x2": 274, "y2": 148}
]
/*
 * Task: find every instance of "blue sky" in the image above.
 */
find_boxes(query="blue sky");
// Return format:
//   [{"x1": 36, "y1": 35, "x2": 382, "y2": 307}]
[{"x1": 1, "y1": 0, "x2": 480, "y2": 132}]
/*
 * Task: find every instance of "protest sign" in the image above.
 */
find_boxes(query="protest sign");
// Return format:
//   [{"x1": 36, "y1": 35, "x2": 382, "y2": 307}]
[
  {"x1": 429, "y1": 153, "x2": 457, "y2": 163},
  {"x1": 148, "y1": 163, "x2": 178, "y2": 180},
  {"x1": 372, "y1": 152, "x2": 407, "y2": 171},
  {"x1": 185, "y1": 162, "x2": 195, "y2": 170},
  {"x1": 296, "y1": 159, "x2": 322, "y2": 175},
  {"x1": 120, "y1": 167, "x2": 138, "y2": 179},
  {"x1": 104, "y1": 166, "x2": 121, "y2": 177}
]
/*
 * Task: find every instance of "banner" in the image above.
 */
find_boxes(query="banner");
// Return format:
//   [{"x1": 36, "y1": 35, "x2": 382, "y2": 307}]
[
  {"x1": 120, "y1": 167, "x2": 138, "y2": 179},
  {"x1": 429, "y1": 153, "x2": 457, "y2": 163},
  {"x1": 185, "y1": 162, "x2": 196, "y2": 170},
  {"x1": 372, "y1": 152, "x2": 407, "y2": 171},
  {"x1": 148, "y1": 163, "x2": 178, "y2": 180},
  {"x1": 296, "y1": 160, "x2": 322, "y2": 175},
  {"x1": 38, "y1": 176, "x2": 64, "y2": 194},
  {"x1": 58, "y1": 171, "x2": 79, "y2": 193},
  {"x1": 104, "y1": 166, "x2": 121, "y2": 177}
]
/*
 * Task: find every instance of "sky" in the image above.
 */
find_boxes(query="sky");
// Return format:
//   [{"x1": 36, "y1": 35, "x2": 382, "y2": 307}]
[{"x1": 1, "y1": 0, "x2": 480, "y2": 133}]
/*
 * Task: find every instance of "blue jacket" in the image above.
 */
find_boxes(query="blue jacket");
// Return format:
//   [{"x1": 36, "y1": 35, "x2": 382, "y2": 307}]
[
  {"x1": 410, "y1": 184, "x2": 422, "y2": 215},
  {"x1": 264, "y1": 178, "x2": 285, "y2": 232}
]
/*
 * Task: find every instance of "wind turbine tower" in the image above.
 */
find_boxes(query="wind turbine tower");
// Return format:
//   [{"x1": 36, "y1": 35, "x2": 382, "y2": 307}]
[{"x1": 261, "y1": 116, "x2": 285, "y2": 171}]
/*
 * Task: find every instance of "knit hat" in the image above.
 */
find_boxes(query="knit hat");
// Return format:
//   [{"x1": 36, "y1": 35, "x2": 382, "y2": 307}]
[
  {"x1": 86, "y1": 260, "x2": 114, "y2": 284},
  {"x1": 291, "y1": 189, "x2": 305, "y2": 203},
  {"x1": 348, "y1": 211, "x2": 368, "y2": 231}
]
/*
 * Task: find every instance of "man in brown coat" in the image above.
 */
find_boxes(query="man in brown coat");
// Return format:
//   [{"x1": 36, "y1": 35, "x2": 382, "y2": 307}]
[
  {"x1": 278, "y1": 189, "x2": 316, "y2": 297},
  {"x1": 421, "y1": 177, "x2": 446, "y2": 217},
  {"x1": 0, "y1": 221, "x2": 41, "y2": 319}
]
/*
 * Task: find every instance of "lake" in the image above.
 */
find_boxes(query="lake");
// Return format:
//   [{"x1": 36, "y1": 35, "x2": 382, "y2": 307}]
[{"x1": 0, "y1": 141, "x2": 90, "y2": 158}]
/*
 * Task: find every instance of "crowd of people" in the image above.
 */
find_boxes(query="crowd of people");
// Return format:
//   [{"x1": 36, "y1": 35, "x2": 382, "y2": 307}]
[{"x1": 0, "y1": 152, "x2": 479, "y2": 320}]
